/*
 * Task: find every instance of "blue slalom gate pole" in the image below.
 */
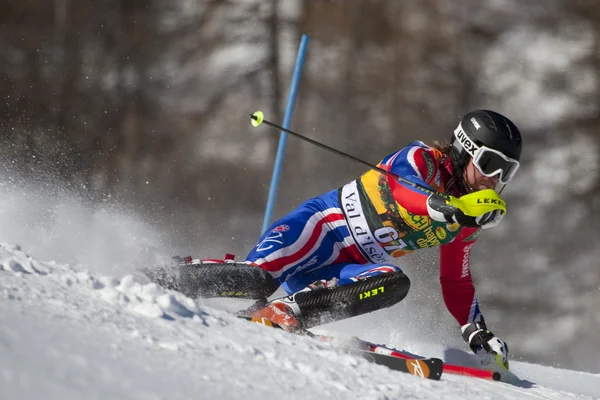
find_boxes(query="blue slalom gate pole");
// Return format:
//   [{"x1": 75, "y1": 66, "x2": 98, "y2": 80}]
[{"x1": 261, "y1": 34, "x2": 310, "y2": 234}]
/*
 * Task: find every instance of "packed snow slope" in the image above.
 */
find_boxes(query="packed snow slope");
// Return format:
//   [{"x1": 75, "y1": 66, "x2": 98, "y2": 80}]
[{"x1": 1, "y1": 243, "x2": 599, "y2": 400}]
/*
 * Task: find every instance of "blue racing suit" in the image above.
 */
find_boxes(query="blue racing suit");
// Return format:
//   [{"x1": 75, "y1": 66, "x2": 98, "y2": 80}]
[{"x1": 245, "y1": 141, "x2": 484, "y2": 327}]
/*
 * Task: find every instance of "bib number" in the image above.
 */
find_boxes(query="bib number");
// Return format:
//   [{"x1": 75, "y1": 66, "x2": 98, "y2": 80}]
[{"x1": 374, "y1": 226, "x2": 408, "y2": 251}]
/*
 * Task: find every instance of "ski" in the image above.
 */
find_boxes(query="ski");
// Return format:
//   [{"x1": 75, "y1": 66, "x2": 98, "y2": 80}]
[
  {"x1": 149, "y1": 255, "x2": 500, "y2": 382},
  {"x1": 234, "y1": 271, "x2": 411, "y2": 329},
  {"x1": 317, "y1": 335, "x2": 502, "y2": 381},
  {"x1": 353, "y1": 349, "x2": 443, "y2": 380},
  {"x1": 364, "y1": 344, "x2": 501, "y2": 381},
  {"x1": 244, "y1": 315, "x2": 506, "y2": 381},
  {"x1": 240, "y1": 315, "x2": 443, "y2": 380},
  {"x1": 273, "y1": 271, "x2": 410, "y2": 328},
  {"x1": 142, "y1": 261, "x2": 276, "y2": 299}
]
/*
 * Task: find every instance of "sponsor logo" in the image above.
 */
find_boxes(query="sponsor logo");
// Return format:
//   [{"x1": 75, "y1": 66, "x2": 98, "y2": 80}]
[
  {"x1": 435, "y1": 227, "x2": 447, "y2": 240},
  {"x1": 251, "y1": 317, "x2": 275, "y2": 327},
  {"x1": 374, "y1": 348, "x2": 393, "y2": 355},
  {"x1": 407, "y1": 360, "x2": 429, "y2": 378},
  {"x1": 341, "y1": 181, "x2": 391, "y2": 263},
  {"x1": 461, "y1": 243, "x2": 474, "y2": 278},
  {"x1": 476, "y1": 198, "x2": 506, "y2": 207},
  {"x1": 471, "y1": 117, "x2": 481, "y2": 130},
  {"x1": 359, "y1": 285, "x2": 385, "y2": 300},
  {"x1": 403, "y1": 212, "x2": 429, "y2": 231},
  {"x1": 220, "y1": 291, "x2": 250, "y2": 297},
  {"x1": 455, "y1": 126, "x2": 478, "y2": 155},
  {"x1": 293, "y1": 255, "x2": 319, "y2": 274},
  {"x1": 416, "y1": 225, "x2": 441, "y2": 248}
]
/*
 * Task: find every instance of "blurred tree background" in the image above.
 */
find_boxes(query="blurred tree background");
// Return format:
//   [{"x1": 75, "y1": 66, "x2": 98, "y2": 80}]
[{"x1": 1, "y1": 0, "x2": 599, "y2": 373}]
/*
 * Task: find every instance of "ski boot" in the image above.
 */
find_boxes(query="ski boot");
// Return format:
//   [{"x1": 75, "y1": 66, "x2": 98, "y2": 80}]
[
  {"x1": 249, "y1": 278, "x2": 339, "y2": 332},
  {"x1": 250, "y1": 299, "x2": 303, "y2": 333}
]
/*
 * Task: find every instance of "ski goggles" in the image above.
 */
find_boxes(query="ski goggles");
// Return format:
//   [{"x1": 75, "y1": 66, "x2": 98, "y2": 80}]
[
  {"x1": 454, "y1": 125, "x2": 520, "y2": 184},
  {"x1": 472, "y1": 145, "x2": 520, "y2": 184}
]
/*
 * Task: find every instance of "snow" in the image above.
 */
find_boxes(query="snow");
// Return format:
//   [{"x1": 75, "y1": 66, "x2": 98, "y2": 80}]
[
  {"x1": 1, "y1": 242, "x2": 599, "y2": 400},
  {"x1": 0, "y1": 179, "x2": 598, "y2": 399}
]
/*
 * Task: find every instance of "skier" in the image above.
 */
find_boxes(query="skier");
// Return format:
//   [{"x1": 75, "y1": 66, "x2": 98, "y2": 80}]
[{"x1": 243, "y1": 109, "x2": 521, "y2": 369}]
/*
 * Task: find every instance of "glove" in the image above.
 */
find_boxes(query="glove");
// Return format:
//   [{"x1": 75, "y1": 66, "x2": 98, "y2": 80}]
[
  {"x1": 461, "y1": 320, "x2": 509, "y2": 369},
  {"x1": 474, "y1": 208, "x2": 504, "y2": 230},
  {"x1": 427, "y1": 194, "x2": 504, "y2": 229}
]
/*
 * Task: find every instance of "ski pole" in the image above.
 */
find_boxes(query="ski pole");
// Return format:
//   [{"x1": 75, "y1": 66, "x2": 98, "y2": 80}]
[
  {"x1": 261, "y1": 34, "x2": 309, "y2": 234},
  {"x1": 249, "y1": 111, "x2": 447, "y2": 199}
]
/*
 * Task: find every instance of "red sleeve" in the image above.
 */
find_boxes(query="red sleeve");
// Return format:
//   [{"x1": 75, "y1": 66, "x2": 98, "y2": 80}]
[
  {"x1": 382, "y1": 145, "x2": 442, "y2": 216},
  {"x1": 439, "y1": 227, "x2": 482, "y2": 326},
  {"x1": 387, "y1": 179, "x2": 430, "y2": 215}
]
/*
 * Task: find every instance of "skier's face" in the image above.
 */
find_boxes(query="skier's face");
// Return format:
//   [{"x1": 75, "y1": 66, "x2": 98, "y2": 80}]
[{"x1": 464, "y1": 158, "x2": 499, "y2": 192}]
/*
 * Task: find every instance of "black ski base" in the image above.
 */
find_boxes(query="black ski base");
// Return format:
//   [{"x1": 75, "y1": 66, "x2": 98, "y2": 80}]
[
  {"x1": 355, "y1": 350, "x2": 443, "y2": 380},
  {"x1": 144, "y1": 263, "x2": 276, "y2": 299},
  {"x1": 293, "y1": 271, "x2": 410, "y2": 328}
]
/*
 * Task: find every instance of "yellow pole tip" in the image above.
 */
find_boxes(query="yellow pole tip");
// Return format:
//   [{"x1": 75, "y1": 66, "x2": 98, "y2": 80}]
[{"x1": 250, "y1": 111, "x2": 264, "y2": 127}]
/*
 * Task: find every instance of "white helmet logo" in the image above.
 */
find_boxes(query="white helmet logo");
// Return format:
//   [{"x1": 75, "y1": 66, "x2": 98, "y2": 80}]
[
  {"x1": 470, "y1": 117, "x2": 481, "y2": 130},
  {"x1": 455, "y1": 124, "x2": 478, "y2": 156}
]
